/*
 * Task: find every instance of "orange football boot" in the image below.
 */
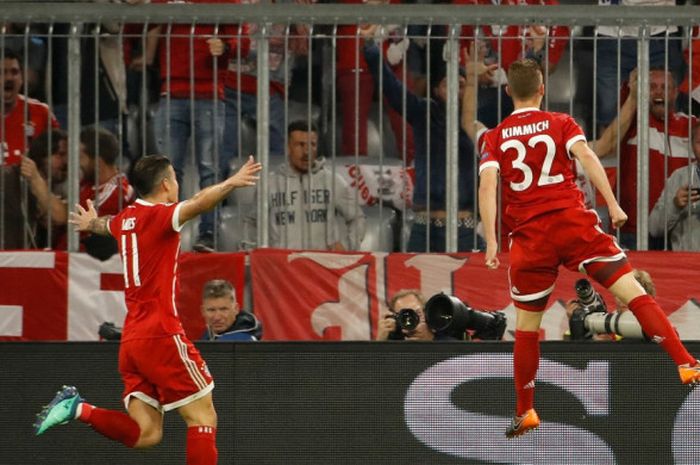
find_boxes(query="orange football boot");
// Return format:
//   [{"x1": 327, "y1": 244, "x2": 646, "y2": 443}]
[
  {"x1": 505, "y1": 408, "x2": 540, "y2": 439},
  {"x1": 679, "y1": 362, "x2": 700, "y2": 385}
]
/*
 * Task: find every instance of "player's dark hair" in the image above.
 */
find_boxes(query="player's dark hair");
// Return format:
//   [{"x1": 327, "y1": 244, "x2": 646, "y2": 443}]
[
  {"x1": 132, "y1": 155, "x2": 172, "y2": 198},
  {"x1": 80, "y1": 127, "x2": 119, "y2": 165},
  {"x1": 507, "y1": 59, "x2": 543, "y2": 100}
]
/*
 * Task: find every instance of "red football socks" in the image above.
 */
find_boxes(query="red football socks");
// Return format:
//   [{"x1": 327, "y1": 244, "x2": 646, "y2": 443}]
[
  {"x1": 514, "y1": 329, "x2": 540, "y2": 416},
  {"x1": 186, "y1": 426, "x2": 218, "y2": 465},
  {"x1": 628, "y1": 294, "x2": 696, "y2": 366},
  {"x1": 77, "y1": 403, "x2": 140, "y2": 448}
]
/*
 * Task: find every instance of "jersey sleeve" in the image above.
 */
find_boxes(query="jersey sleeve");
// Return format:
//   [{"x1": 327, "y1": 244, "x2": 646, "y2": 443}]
[
  {"x1": 478, "y1": 129, "x2": 500, "y2": 174},
  {"x1": 170, "y1": 202, "x2": 186, "y2": 232},
  {"x1": 561, "y1": 114, "x2": 587, "y2": 157},
  {"x1": 107, "y1": 210, "x2": 122, "y2": 238}
]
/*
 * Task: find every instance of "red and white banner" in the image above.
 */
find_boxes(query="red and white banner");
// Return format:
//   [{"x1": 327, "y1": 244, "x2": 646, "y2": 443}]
[
  {"x1": 251, "y1": 249, "x2": 700, "y2": 341},
  {"x1": 0, "y1": 251, "x2": 246, "y2": 341},
  {"x1": 1, "y1": 250, "x2": 698, "y2": 341},
  {"x1": 336, "y1": 163, "x2": 414, "y2": 210}
]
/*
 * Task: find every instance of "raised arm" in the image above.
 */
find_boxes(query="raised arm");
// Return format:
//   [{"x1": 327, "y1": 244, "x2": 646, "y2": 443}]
[
  {"x1": 593, "y1": 69, "x2": 638, "y2": 158},
  {"x1": 461, "y1": 47, "x2": 495, "y2": 145},
  {"x1": 21, "y1": 156, "x2": 68, "y2": 224},
  {"x1": 178, "y1": 155, "x2": 262, "y2": 226},
  {"x1": 360, "y1": 26, "x2": 424, "y2": 122}
]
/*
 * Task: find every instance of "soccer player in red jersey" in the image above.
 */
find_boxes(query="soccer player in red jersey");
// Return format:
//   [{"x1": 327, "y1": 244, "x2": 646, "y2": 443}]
[
  {"x1": 33, "y1": 154, "x2": 261, "y2": 465},
  {"x1": 478, "y1": 58, "x2": 700, "y2": 439}
]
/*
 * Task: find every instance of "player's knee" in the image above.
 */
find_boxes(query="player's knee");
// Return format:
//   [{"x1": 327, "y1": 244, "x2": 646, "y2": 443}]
[
  {"x1": 134, "y1": 427, "x2": 163, "y2": 449},
  {"x1": 179, "y1": 394, "x2": 218, "y2": 427},
  {"x1": 193, "y1": 406, "x2": 218, "y2": 428}
]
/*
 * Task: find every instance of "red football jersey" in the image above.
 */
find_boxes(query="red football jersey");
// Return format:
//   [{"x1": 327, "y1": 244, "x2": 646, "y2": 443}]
[
  {"x1": 479, "y1": 107, "x2": 587, "y2": 227},
  {"x1": 108, "y1": 199, "x2": 187, "y2": 342},
  {"x1": 1, "y1": 95, "x2": 59, "y2": 166}
]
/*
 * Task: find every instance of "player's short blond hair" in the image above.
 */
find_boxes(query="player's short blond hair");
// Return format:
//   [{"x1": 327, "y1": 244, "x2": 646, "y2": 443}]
[{"x1": 507, "y1": 59, "x2": 543, "y2": 100}]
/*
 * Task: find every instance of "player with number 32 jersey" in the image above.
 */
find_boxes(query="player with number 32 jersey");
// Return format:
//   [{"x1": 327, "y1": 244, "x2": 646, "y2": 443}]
[{"x1": 479, "y1": 108, "x2": 587, "y2": 227}]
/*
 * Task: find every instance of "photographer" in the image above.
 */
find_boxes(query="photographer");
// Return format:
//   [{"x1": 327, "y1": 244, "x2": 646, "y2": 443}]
[
  {"x1": 566, "y1": 269, "x2": 656, "y2": 341},
  {"x1": 377, "y1": 289, "x2": 507, "y2": 342},
  {"x1": 377, "y1": 290, "x2": 434, "y2": 341}
]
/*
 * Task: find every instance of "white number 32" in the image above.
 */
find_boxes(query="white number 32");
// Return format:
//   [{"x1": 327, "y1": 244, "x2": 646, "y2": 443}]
[{"x1": 499, "y1": 134, "x2": 564, "y2": 192}]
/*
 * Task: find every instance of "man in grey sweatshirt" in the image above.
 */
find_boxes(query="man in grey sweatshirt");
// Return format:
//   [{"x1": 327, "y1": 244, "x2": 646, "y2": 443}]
[
  {"x1": 246, "y1": 121, "x2": 366, "y2": 250},
  {"x1": 649, "y1": 124, "x2": 700, "y2": 251}
]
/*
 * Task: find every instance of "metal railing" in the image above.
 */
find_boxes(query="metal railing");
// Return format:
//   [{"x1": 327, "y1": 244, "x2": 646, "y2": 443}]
[{"x1": 1, "y1": 2, "x2": 698, "y2": 254}]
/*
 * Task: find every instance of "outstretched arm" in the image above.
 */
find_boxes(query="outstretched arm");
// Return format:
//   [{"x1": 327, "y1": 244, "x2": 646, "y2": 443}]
[
  {"x1": 69, "y1": 199, "x2": 111, "y2": 236},
  {"x1": 178, "y1": 155, "x2": 262, "y2": 226}
]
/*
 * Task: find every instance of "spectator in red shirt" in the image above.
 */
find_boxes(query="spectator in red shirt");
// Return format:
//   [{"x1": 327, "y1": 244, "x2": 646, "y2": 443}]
[{"x1": 1, "y1": 48, "x2": 59, "y2": 166}]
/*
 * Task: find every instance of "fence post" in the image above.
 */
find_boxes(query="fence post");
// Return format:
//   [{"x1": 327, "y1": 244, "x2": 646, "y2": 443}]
[
  {"x1": 637, "y1": 25, "x2": 650, "y2": 251},
  {"x1": 257, "y1": 23, "x2": 270, "y2": 248},
  {"x1": 445, "y1": 24, "x2": 460, "y2": 253},
  {"x1": 67, "y1": 22, "x2": 82, "y2": 253}
]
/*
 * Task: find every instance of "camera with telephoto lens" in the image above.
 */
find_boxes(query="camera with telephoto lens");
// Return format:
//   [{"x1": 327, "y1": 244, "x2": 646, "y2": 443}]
[
  {"x1": 387, "y1": 308, "x2": 421, "y2": 340},
  {"x1": 568, "y1": 279, "x2": 647, "y2": 340},
  {"x1": 424, "y1": 293, "x2": 507, "y2": 340}
]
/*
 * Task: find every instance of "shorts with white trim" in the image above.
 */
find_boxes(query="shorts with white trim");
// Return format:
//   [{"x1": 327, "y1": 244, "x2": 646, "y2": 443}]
[
  {"x1": 119, "y1": 334, "x2": 214, "y2": 412},
  {"x1": 508, "y1": 207, "x2": 626, "y2": 311}
]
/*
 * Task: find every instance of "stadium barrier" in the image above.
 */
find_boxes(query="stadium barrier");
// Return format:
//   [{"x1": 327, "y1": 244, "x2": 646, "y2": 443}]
[
  {"x1": 1, "y1": 250, "x2": 698, "y2": 341},
  {"x1": 3, "y1": 341, "x2": 700, "y2": 465}
]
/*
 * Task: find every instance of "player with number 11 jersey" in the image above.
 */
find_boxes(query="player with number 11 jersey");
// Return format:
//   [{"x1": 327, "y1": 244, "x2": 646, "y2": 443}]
[{"x1": 108, "y1": 200, "x2": 187, "y2": 341}]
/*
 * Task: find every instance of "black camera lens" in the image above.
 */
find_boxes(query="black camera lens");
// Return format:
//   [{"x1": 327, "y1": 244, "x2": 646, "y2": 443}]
[
  {"x1": 396, "y1": 308, "x2": 420, "y2": 331},
  {"x1": 574, "y1": 279, "x2": 596, "y2": 306},
  {"x1": 424, "y1": 293, "x2": 507, "y2": 340}
]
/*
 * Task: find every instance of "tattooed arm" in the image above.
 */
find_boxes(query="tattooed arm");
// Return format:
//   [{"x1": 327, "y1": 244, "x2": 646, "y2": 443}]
[{"x1": 68, "y1": 199, "x2": 113, "y2": 236}]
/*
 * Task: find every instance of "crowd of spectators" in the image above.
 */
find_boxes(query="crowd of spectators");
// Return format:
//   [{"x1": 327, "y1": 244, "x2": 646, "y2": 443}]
[{"x1": 1, "y1": 0, "x2": 699, "y2": 255}]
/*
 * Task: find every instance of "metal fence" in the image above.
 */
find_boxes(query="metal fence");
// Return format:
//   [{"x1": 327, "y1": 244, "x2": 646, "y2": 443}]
[{"x1": 1, "y1": 2, "x2": 699, "y2": 255}]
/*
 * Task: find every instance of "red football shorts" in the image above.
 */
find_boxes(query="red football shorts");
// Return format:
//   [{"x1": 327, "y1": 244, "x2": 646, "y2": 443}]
[
  {"x1": 508, "y1": 207, "x2": 627, "y2": 311},
  {"x1": 118, "y1": 334, "x2": 214, "y2": 412}
]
